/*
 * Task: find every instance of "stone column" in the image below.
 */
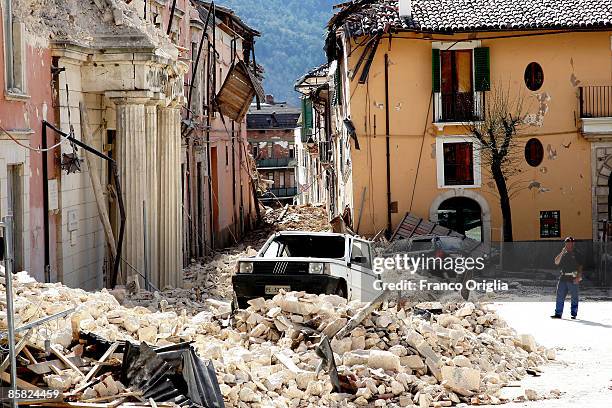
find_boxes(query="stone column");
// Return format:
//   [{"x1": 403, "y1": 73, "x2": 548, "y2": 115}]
[
  {"x1": 158, "y1": 104, "x2": 183, "y2": 288},
  {"x1": 145, "y1": 99, "x2": 161, "y2": 288},
  {"x1": 108, "y1": 92, "x2": 150, "y2": 287}
]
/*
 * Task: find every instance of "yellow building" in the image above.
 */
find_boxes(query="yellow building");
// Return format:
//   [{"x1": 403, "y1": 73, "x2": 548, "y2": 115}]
[{"x1": 325, "y1": 0, "x2": 612, "y2": 248}]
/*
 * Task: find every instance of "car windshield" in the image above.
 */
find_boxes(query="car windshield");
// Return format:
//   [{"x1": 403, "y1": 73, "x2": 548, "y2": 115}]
[{"x1": 262, "y1": 235, "x2": 346, "y2": 259}]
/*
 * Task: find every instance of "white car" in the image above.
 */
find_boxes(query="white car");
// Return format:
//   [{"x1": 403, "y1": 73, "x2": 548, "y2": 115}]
[{"x1": 232, "y1": 231, "x2": 378, "y2": 308}]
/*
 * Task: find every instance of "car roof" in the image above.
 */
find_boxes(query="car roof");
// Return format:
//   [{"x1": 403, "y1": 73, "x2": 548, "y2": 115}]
[{"x1": 274, "y1": 231, "x2": 349, "y2": 238}]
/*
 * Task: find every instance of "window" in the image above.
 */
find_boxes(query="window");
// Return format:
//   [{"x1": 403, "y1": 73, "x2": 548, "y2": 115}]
[
  {"x1": 540, "y1": 211, "x2": 560, "y2": 238},
  {"x1": 525, "y1": 138, "x2": 544, "y2": 167},
  {"x1": 3, "y1": 0, "x2": 26, "y2": 94},
  {"x1": 432, "y1": 44, "x2": 489, "y2": 123},
  {"x1": 279, "y1": 172, "x2": 285, "y2": 188},
  {"x1": 289, "y1": 144, "x2": 295, "y2": 159},
  {"x1": 170, "y1": 16, "x2": 181, "y2": 44},
  {"x1": 524, "y1": 62, "x2": 544, "y2": 91},
  {"x1": 252, "y1": 144, "x2": 259, "y2": 158},
  {"x1": 267, "y1": 143, "x2": 272, "y2": 158},
  {"x1": 351, "y1": 239, "x2": 371, "y2": 269},
  {"x1": 443, "y1": 142, "x2": 474, "y2": 186}
]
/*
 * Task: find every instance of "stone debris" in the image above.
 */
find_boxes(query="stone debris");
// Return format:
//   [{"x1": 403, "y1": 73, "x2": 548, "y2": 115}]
[
  {"x1": 1, "y1": 266, "x2": 559, "y2": 407},
  {"x1": 124, "y1": 204, "x2": 333, "y2": 308},
  {"x1": 15, "y1": 0, "x2": 179, "y2": 60}
]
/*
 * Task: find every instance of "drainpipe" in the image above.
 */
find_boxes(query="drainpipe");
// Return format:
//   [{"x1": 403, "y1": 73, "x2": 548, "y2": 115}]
[{"x1": 384, "y1": 54, "x2": 392, "y2": 236}]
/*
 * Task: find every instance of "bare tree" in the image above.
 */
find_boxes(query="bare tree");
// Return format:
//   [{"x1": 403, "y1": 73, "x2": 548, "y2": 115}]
[{"x1": 468, "y1": 86, "x2": 542, "y2": 242}]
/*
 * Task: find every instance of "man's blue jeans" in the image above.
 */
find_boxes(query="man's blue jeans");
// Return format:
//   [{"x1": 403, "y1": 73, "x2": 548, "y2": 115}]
[{"x1": 555, "y1": 279, "x2": 579, "y2": 317}]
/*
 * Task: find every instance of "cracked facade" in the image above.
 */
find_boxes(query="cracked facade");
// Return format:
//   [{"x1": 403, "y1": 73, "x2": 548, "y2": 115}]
[
  {"x1": 298, "y1": 1, "x2": 612, "y2": 264},
  {"x1": 0, "y1": 0, "x2": 260, "y2": 289}
]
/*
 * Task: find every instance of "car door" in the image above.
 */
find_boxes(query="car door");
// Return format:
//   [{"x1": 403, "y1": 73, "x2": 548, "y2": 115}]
[{"x1": 348, "y1": 238, "x2": 377, "y2": 302}]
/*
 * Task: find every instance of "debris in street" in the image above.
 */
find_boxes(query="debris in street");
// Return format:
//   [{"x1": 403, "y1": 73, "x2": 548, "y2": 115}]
[{"x1": 0, "y1": 265, "x2": 563, "y2": 406}]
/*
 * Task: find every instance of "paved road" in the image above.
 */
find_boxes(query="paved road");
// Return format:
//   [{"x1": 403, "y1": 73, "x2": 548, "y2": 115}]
[{"x1": 485, "y1": 301, "x2": 612, "y2": 407}]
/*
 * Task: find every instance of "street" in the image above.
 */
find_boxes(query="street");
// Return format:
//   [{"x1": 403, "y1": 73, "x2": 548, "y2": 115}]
[{"x1": 489, "y1": 301, "x2": 612, "y2": 407}]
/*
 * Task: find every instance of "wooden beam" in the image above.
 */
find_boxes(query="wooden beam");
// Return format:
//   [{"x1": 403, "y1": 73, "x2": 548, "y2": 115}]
[
  {"x1": 50, "y1": 346, "x2": 85, "y2": 378},
  {"x1": 83, "y1": 342, "x2": 120, "y2": 384},
  {"x1": 0, "y1": 371, "x2": 41, "y2": 390}
]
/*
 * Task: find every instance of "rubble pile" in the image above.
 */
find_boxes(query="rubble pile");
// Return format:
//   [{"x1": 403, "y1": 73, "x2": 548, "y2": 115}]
[
  {"x1": 140, "y1": 204, "x2": 333, "y2": 304},
  {"x1": 1, "y1": 268, "x2": 558, "y2": 407},
  {"x1": 264, "y1": 204, "x2": 331, "y2": 232}
]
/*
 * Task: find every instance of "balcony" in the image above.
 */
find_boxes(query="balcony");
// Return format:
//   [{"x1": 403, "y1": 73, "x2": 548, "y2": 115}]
[
  {"x1": 256, "y1": 157, "x2": 295, "y2": 168},
  {"x1": 260, "y1": 187, "x2": 298, "y2": 200},
  {"x1": 580, "y1": 86, "x2": 612, "y2": 136},
  {"x1": 433, "y1": 92, "x2": 484, "y2": 129}
]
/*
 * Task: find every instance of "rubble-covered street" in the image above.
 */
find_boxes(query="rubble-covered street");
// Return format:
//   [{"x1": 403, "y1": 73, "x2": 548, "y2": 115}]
[
  {"x1": 1, "y1": 265, "x2": 561, "y2": 407},
  {"x1": 2, "y1": 205, "x2": 606, "y2": 407}
]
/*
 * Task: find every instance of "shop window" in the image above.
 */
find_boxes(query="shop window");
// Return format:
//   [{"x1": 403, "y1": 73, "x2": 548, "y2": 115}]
[
  {"x1": 540, "y1": 211, "x2": 561, "y2": 238},
  {"x1": 443, "y1": 142, "x2": 474, "y2": 186},
  {"x1": 524, "y1": 62, "x2": 544, "y2": 91},
  {"x1": 525, "y1": 138, "x2": 544, "y2": 167}
]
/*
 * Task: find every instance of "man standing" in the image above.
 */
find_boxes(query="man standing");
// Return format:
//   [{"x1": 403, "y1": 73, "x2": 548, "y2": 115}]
[{"x1": 551, "y1": 237, "x2": 582, "y2": 319}]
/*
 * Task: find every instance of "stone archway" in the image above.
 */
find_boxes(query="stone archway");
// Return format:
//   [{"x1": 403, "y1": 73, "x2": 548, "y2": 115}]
[
  {"x1": 593, "y1": 151, "x2": 612, "y2": 240},
  {"x1": 430, "y1": 190, "x2": 492, "y2": 246}
]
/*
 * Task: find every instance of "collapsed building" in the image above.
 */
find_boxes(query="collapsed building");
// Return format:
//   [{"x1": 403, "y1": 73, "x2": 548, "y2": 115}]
[{"x1": 0, "y1": 0, "x2": 263, "y2": 291}]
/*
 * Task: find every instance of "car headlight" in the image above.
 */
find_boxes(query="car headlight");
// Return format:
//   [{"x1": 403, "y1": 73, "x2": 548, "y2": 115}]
[
  {"x1": 239, "y1": 262, "x2": 253, "y2": 274},
  {"x1": 309, "y1": 262, "x2": 324, "y2": 274}
]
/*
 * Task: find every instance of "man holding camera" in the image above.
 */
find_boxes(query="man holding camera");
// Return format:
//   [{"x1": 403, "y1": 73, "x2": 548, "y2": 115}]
[{"x1": 551, "y1": 237, "x2": 582, "y2": 320}]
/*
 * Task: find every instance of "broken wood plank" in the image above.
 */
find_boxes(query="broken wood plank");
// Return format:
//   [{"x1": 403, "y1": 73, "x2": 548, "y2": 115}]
[
  {"x1": 27, "y1": 356, "x2": 86, "y2": 375},
  {"x1": 333, "y1": 290, "x2": 390, "y2": 340},
  {"x1": 83, "y1": 342, "x2": 119, "y2": 383},
  {"x1": 273, "y1": 352, "x2": 307, "y2": 374},
  {"x1": 50, "y1": 345, "x2": 85, "y2": 378},
  {"x1": 22, "y1": 346, "x2": 38, "y2": 364},
  {"x1": 0, "y1": 330, "x2": 31, "y2": 373},
  {"x1": 82, "y1": 391, "x2": 143, "y2": 403},
  {"x1": 79, "y1": 102, "x2": 118, "y2": 285},
  {"x1": 0, "y1": 371, "x2": 41, "y2": 390}
]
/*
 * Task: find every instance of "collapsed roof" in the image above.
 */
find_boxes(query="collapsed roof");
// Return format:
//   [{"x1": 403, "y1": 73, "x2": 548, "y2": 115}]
[{"x1": 329, "y1": 0, "x2": 612, "y2": 36}]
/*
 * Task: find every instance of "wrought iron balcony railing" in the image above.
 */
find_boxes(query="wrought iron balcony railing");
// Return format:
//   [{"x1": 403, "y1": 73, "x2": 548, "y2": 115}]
[
  {"x1": 580, "y1": 86, "x2": 612, "y2": 118},
  {"x1": 434, "y1": 92, "x2": 485, "y2": 123},
  {"x1": 256, "y1": 157, "x2": 295, "y2": 168},
  {"x1": 261, "y1": 187, "x2": 298, "y2": 198}
]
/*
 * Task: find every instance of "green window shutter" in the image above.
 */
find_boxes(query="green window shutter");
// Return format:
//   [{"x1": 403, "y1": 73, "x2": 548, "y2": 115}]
[
  {"x1": 432, "y1": 49, "x2": 441, "y2": 93},
  {"x1": 474, "y1": 47, "x2": 490, "y2": 91},
  {"x1": 301, "y1": 98, "x2": 313, "y2": 142}
]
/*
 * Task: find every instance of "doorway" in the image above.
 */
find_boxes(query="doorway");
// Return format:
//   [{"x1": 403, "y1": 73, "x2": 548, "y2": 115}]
[
  {"x1": 7, "y1": 165, "x2": 24, "y2": 271},
  {"x1": 210, "y1": 147, "x2": 219, "y2": 235},
  {"x1": 437, "y1": 197, "x2": 483, "y2": 242}
]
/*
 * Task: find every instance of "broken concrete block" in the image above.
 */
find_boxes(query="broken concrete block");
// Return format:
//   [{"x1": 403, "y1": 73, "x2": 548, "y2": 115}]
[
  {"x1": 441, "y1": 366, "x2": 481, "y2": 396},
  {"x1": 525, "y1": 388, "x2": 538, "y2": 400},
  {"x1": 368, "y1": 350, "x2": 401, "y2": 371},
  {"x1": 517, "y1": 334, "x2": 537, "y2": 353},
  {"x1": 452, "y1": 355, "x2": 472, "y2": 368},
  {"x1": 344, "y1": 350, "x2": 369, "y2": 366},
  {"x1": 401, "y1": 355, "x2": 425, "y2": 370}
]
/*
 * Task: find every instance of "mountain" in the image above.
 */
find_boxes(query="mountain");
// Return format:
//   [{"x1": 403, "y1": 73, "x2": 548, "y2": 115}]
[{"x1": 218, "y1": 0, "x2": 337, "y2": 105}]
